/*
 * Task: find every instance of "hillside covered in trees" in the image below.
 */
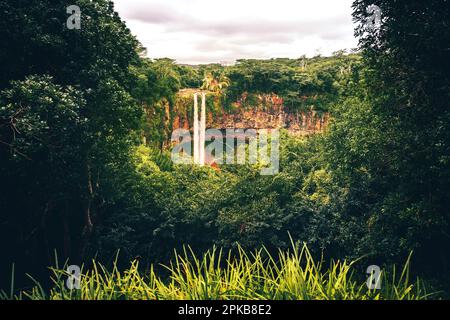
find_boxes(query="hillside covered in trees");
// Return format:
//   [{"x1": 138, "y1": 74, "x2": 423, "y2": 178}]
[{"x1": 0, "y1": 0, "x2": 449, "y2": 300}]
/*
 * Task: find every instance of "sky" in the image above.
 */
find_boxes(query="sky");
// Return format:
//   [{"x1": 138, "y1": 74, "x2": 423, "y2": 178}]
[{"x1": 113, "y1": 0, "x2": 358, "y2": 65}]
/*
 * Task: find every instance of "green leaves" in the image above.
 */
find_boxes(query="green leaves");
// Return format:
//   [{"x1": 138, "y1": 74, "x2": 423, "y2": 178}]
[
  {"x1": 0, "y1": 1, "x2": 145, "y2": 282},
  {"x1": 19, "y1": 244, "x2": 430, "y2": 300},
  {"x1": 0, "y1": 75, "x2": 86, "y2": 163},
  {"x1": 224, "y1": 55, "x2": 362, "y2": 112}
]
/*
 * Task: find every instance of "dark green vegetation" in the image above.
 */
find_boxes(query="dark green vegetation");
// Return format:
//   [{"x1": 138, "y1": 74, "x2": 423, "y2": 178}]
[{"x1": 0, "y1": 0, "x2": 449, "y2": 298}]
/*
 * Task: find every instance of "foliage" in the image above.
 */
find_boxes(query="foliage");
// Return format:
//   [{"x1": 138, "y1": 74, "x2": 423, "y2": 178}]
[
  {"x1": 4, "y1": 243, "x2": 431, "y2": 300},
  {"x1": 201, "y1": 72, "x2": 230, "y2": 94},
  {"x1": 346, "y1": 0, "x2": 450, "y2": 277},
  {"x1": 0, "y1": 0, "x2": 142, "y2": 286},
  {"x1": 224, "y1": 55, "x2": 362, "y2": 112},
  {"x1": 1, "y1": 0, "x2": 449, "y2": 298}
]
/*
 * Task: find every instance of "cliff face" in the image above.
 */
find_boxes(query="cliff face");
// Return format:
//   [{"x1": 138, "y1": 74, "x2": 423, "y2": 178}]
[
  {"x1": 211, "y1": 109, "x2": 329, "y2": 136},
  {"x1": 172, "y1": 91, "x2": 329, "y2": 136}
]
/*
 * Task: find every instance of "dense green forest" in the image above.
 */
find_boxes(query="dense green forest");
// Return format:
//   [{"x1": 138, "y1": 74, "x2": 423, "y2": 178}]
[{"x1": 0, "y1": 0, "x2": 449, "y2": 299}]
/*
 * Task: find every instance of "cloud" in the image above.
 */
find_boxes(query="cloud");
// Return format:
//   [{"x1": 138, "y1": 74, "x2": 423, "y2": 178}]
[
  {"x1": 117, "y1": 2, "x2": 181, "y2": 24},
  {"x1": 113, "y1": 0, "x2": 358, "y2": 64}
]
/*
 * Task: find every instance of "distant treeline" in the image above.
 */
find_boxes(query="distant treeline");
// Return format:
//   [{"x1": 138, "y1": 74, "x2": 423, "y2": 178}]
[{"x1": 133, "y1": 54, "x2": 362, "y2": 146}]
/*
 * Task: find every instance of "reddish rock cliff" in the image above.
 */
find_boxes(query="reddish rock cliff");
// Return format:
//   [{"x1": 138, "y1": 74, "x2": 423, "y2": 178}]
[{"x1": 173, "y1": 91, "x2": 329, "y2": 136}]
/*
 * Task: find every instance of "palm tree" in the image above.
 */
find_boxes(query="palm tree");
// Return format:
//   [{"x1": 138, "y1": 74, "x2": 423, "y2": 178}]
[{"x1": 201, "y1": 72, "x2": 230, "y2": 94}]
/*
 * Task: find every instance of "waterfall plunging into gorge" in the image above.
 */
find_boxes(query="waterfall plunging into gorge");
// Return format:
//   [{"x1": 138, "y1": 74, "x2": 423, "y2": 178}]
[{"x1": 193, "y1": 92, "x2": 206, "y2": 165}]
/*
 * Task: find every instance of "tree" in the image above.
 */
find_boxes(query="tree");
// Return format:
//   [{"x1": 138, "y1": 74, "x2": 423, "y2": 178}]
[
  {"x1": 0, "y1": 0, "x2": 143, "y2": 284},
  {"x1": 324, "y1": 0, "x2": 450, "y2": 276},
  {"x1": 201, "y1": 72, "x2": 230, "y2": 94}
]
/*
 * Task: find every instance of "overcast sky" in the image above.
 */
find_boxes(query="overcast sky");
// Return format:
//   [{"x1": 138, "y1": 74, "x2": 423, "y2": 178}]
[{"x1": 114, "y1": 0, "x2": 358, "y2": 65}]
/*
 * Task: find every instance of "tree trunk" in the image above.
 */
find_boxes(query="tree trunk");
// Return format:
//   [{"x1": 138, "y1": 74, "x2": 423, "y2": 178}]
[{"x1": 79, "y1": 162, "x2": 94, "y2": 258}]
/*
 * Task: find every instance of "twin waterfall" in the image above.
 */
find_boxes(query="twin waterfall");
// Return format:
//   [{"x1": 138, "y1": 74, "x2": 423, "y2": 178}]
[{"x1": 193, "y1": 92, "x2": 206, "y2": 166}]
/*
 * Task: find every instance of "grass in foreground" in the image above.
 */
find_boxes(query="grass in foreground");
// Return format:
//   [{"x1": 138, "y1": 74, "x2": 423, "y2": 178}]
[{"x1": 2, "y1": 243, "x2": 432, "y2": 300}]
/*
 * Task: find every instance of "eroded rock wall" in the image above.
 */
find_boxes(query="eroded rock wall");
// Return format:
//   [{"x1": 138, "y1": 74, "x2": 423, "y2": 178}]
[{"x1": 172, "y1": 92, "x2": 329, "y2": 136}]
